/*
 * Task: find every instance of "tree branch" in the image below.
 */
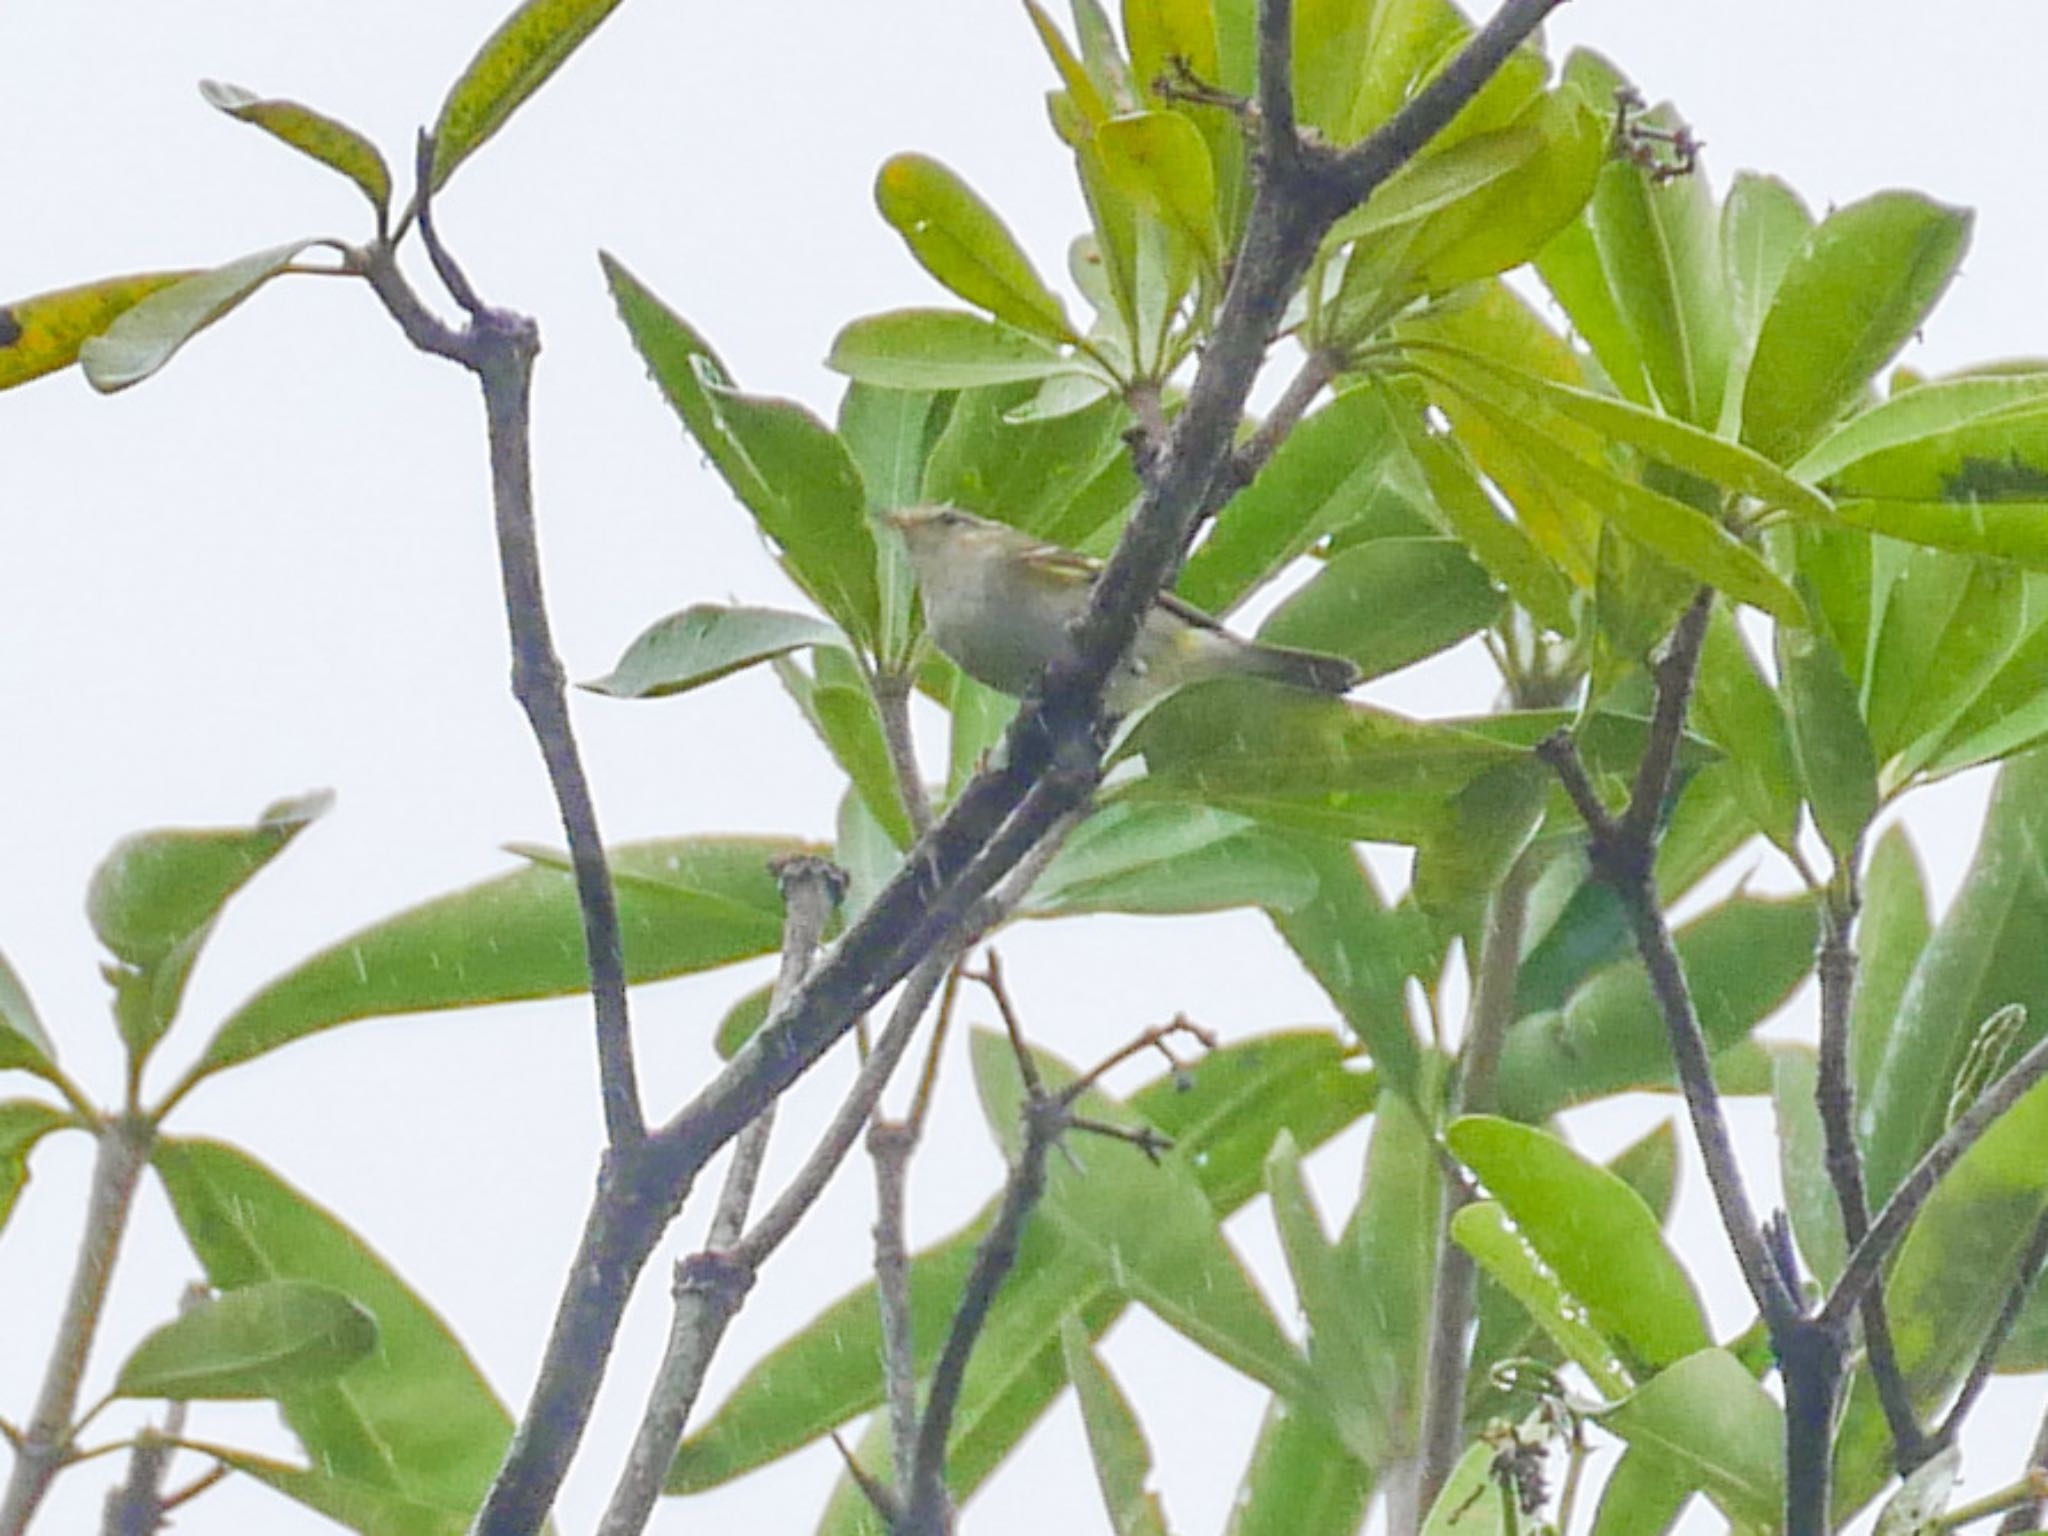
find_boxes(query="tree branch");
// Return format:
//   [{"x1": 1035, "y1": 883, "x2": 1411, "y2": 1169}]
[
  {"x1": 362, "y1": 139, "x2": 645, "y2": 1151},
  {"x1": 1933, "y1": 1205, "x2": 2048, "y2": 1455},
  {"x1": 0, "y1": 1116, "x2": 152, "y2": 1536},
  {"x1": 1813, "y1": 882, "x2": 1925, "y2": 1468},
  {"x1": 1535, "y1": 597, "x2": 1796, "y2": 1332},
  {"x1": 465, "y1": 2, "x2": 1567, "y2": 1522},
  {"x1": 1416, "y1": 855, "x2": 1534, "y2": 1511},
  {"x1": 1823, "y1": 1031, "x2": 2048, "y2": 1333},
  {"x1": 595, "y1": 857, "x2": 844, "y2": 1536}
]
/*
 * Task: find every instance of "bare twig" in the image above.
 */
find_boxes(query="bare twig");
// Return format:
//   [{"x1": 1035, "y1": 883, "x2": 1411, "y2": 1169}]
[
  {"x1": 1813, "y1": 882, "x2": 1926, "y2": 1468},
  {"x1": 1824, "y1": 1032, "x2": 2048, "y2": 1333},
  {"x1": 361, "y1": 137, "x2": 644, "y2": 1151},
  {"x1": 897, "y1": 1009, "x2": 1206, "y2": 1536},
  {"x1": 596, "y1": 858, "x2": 844, "y2": 1536},
  {"x1": 872, "y1": 673, "x2": 934, "y2": 838},
  {"x1": 869, "y1": 1119, "x2": 922, "y2": 1486},
  {"x1": 0, "y1": 1116, "x2": 152, "y2": 1536},
  {"x1": 1417, "y1": 855, "x2": 1535, "y2": 1510}
]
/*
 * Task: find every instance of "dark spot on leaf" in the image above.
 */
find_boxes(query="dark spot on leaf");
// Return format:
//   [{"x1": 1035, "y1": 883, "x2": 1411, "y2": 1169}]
[
  {"x1": 0, "y1": 309, "x2": 19, "y2": 347},
  {"x1": 1945, "y1": 453, "x2": 2048, "y2": 502}
]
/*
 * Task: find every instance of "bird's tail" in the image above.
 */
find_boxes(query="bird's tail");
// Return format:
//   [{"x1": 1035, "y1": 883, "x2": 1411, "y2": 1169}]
[{"x1": 1240, "y1": 640, "x2": 1361, "y2": 695}]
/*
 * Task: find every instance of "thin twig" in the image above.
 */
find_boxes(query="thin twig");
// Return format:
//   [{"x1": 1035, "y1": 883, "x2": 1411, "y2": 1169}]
[
  {"x1": 1998, "y1": 1403, "x2": 2048, "y2": 1534},
  {"x1": 0, "y1": 1116, "x2": 152, "y2": 1536},
  {"x1": 869, "y1": 1119, "x2": 922, "y2": 1486},
  {"x1": 1417, "y1": 855, "x2": 1535, "y2": 1510},
  {"x1": 896, "y1": 1007, "x2": 1213, "y2": 1536},
  {"x1": 596, "y1": 858, "x2": 844, "y2": 1536},
  {"x1": 872, "y1": 673, "x2": 934, "y2": 838},
  {"x1": 1813, "y1": 881, "x2": 1926, "y2": 1468},
  {"x1": 1537, "y1": 723, "x2": 1796, "y2": 1329},
  {"x1": 363, "y1": 137, "x2": 645, "y2": 1151},
  {"x1": 1825, "y1": 1032, "x2": 2048, "y2": 1332},
  {"x1": 1935, "y1": 1206, "x2": 2048, "y2": 1453}
]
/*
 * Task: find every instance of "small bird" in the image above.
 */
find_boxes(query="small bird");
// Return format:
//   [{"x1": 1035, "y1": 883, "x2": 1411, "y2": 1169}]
[{"x1": 885, "y1": 505, "x2": 1361, "y2": 714}]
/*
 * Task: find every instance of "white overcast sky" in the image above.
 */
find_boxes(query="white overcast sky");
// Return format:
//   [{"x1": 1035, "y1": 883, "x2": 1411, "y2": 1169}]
[{"x1": 2, "y1": 3, "x2": 2043, "y2": 1534}]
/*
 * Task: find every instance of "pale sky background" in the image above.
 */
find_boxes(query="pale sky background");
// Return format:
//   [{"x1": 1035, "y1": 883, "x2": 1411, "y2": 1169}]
[{"x1": 1, "y1": 3, "x2": 2043, "y2": 1533}]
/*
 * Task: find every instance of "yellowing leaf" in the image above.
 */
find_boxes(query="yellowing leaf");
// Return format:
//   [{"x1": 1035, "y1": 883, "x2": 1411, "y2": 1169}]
[
  {"x1": 875, "y1": 153, "x2": 1076, "y2": 343},
  {"x1": 0, "y1": 272, "x2": 195, "y2": 391},
  {"x1": 429, "y1": 0, "x2": 626, "y2": 190},
  {"x1": 200, "y1": 81, "x2": 391, "y2": 219}
]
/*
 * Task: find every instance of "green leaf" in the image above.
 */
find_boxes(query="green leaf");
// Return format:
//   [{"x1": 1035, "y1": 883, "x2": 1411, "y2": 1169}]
[
  {"x1": 777, "y1": 649, "x2": 917, "y2": 848},
  {"x1": 1496, "y1": 897, "x2": 1819, "y2": 1120},
  {"x1": 827, "y1": 309, "x2": 1079, "y2": 389},
  {"x1": 603, "y1": 256, "x2": 884, "y2": 648},
  {"x1": 79, "y1": 242, "x2": 311, "y2": 392},
  {"x1": 1452, "y1": 1202, "x2": 1629, "y2": 1397},
  {"x1": 0, "y1": 949, "x2": 58, "y2": 1077},
  {"x1": 0, "y1": 271, "x2": 196, "y2": 390},
  {"x1": 1917, "y1": 578, "x2": 2048, "y2": 776},
  {"x1": 1264, "y1": 1132, "x2": 1389, "y2": 1462},
  {"x1": 917, "y1": 381, "x2": 1136, "y2": 541},
  {"x1": 1862, "y1": 747, "x2": 2048, "y2": 1203},
  {"x1": 1720, "y1": 172, "x2": 1815, "y2": 417},
  {"x1": 1331, "y1": 1084, "x2": 1438, "y2": 1453},
  {"x1": 1691, "y1": 602, "x2": 1801, "y2": 851},
  {"x1": 1267, "y1": 839, "x2": 1425, "y2": 1099},
  {"x1": 1410, "y1": 757, "x2": 1547, "y2": 919},
  {"x1": 1353, "y1": 88, "x2": 1606, "y2": 308},
  {"x1": 428, "y1": 0, "x2": 625, "y2": 189},
  {"x1": 1421, "y1": 344, "x2": 1834, "y2": 524},
  {"x1": 1224, "y1": 1395, "x2": 1373, "y2": 1536},
  {"x1": 1420, "y1": 359, "x2": 1802, "y2": 622},
  {"x1": 1865, "y1": 551, "x2": 2027, "y2": 783},
  {"x1": 1776, "y1": 609, "x2": 1879, "y2": 858},
  {"x1": 1771, "y1": 1046, "x2": 1846, "y2": 1287},
  {"x1": 115, "y1": 1279, "x2": 377, "y2": 1400},
  {"x1": 1794, "y1": 374, "x2": 2048, "y2": 487},
  {"x1": 1741, "y1": 192, "x2": 1973, "y2": 464},
  {"x1": 1589, "y1": 1447, "x2": 1693, "y2": 1536},
  {"x1": 199, "y1": 81, "x2": 391, "y2": 218},
  {"x1": 89, "y1": 790, "x2": 331, "y2": 1065},
  {"x1": 1835, "y1": 1064, "x2": 2048, "y2": 1513},
  {"x1": 1451, "y1": 1117, "x2": 1710, "y2": 1373},
  {"x1": 670, "y1": 1030, "x2": 1372, "y2": 1493},
  {"x1": 1835, "y1": 498, "x2": 2048, "y2": 571},
  {"x1": 1094, "y1": 111, "x2": 1217, "y2": 269},
  {"x1": 1581, "y1": 131, "x2": 1733, "y2": 428},
  {"x1": 1115, "y1": 678, "x2": 1523, "y2": 844},
  {"x1": 1024, "y1": 803, "x2": 1318, "y2": 917},
  {"x1": 1597, "y1": 1350, "x2": 1784, "y2": 1531},
  {"x1": 1387, "y1": 400, "x2": 1578, "y2": 635},
  {"x1": 0, "y1": 1100, "x2": 72, "y2": 1237},
  {"x1": 837, "y1": 383, "x2": 947, "y2": 665},
  {"x1": 971, "y1": 1031, "x2": 1311, "y2": 1397},
  {"x1": 875, "y1": 153, "x2": 1075, "y2": 342},
  {"x1": 1257, "y1": 537, "x2": 1500, "y2": 682},
  {"x1": 154, "y1": 1139, "x2": 511, "y2": 1509},
  {"x1": 1418, "y1": 1434, "x2": 1514, "y2": 1536},
  {"x1": 1851, "y1": 826, "x2": 1933, "y2": 1107},
  {"x1": 585, "y1": 603, "x2": 848, "y2": 698},
  {"x1": 182, "y1": 1444, "x2": 470, "y2": 1536},
  {"x1": 1060, "y1": 1320, "x2": 1174, "y2": 1536},
  {"x1": 195, "y1": 835, "x2": 813, "y2": 1076},
  {"x1": 1176, "y1": 384, "x2": 1408, "y2": 616}
]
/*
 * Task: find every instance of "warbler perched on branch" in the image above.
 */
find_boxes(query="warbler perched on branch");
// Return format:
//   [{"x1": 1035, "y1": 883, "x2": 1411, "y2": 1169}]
[{"x1": 885, "y1": 505, "x2": 1361, "y2": 714}]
